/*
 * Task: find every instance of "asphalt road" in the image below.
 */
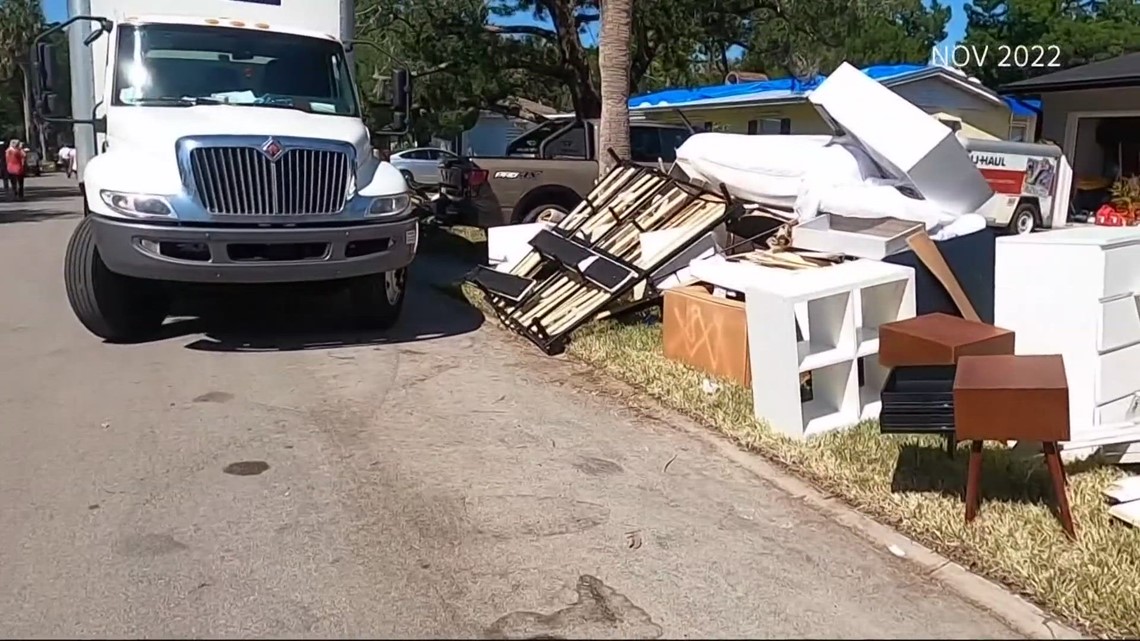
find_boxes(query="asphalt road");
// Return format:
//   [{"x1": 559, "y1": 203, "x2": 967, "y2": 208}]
[{"x1": 0, "y1": 174, "x2": 1021, "y2": 638}]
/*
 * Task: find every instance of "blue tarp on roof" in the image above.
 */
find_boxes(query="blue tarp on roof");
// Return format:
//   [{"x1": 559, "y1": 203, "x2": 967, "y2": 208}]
[
  {"x1": 629, "y1": 64, "x2": 931, "y2": 109},
  {"x1": 1003, "y1": 96, "x2": 1041, "y2": 116}
]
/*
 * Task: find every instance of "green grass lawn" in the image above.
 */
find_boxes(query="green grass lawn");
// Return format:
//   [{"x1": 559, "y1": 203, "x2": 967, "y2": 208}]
[{"x1": 425, "y1": 223, "x2": 1140, "y2": 639}]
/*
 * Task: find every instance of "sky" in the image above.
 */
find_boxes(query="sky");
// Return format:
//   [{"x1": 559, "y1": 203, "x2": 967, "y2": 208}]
[{"x1": 43, "y1": 0, "x2": 969, "y2": 52}]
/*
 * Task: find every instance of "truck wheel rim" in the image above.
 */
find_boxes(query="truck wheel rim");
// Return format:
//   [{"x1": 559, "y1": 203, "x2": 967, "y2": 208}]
[
  {"x1": 1017, "y1": 215, "x2": 1033, "y2": 233},
  {"x1": 385, "y1": 270, "x2": 403, "y2": 304}
]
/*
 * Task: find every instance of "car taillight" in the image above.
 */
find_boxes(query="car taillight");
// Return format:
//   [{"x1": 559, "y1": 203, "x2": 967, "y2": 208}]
[{"x1": 468, "y1": 169, "x2": 488, "y2": 188}]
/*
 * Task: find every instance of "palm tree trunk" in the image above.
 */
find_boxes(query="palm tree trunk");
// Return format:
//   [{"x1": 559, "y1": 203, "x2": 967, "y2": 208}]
[{"x1": 597, "y1": 0, "x2": 632, "y2": 177}]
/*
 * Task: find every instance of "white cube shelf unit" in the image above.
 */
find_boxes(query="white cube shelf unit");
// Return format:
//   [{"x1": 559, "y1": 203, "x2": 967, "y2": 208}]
[{"x1": 689, "y1": 256, "x2": 915, "y2": 438}]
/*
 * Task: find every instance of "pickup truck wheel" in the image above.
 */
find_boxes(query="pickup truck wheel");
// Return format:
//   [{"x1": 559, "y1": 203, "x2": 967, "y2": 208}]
[
  {"x1": 64, "y1": 216, "x2": 170, "y2": 342},
  {"x1": 349, "y1": 267, "x2": 407, "y2": 330},
  {"x1": 523, "y1": 204, "x2": 570, "y2": 225}
]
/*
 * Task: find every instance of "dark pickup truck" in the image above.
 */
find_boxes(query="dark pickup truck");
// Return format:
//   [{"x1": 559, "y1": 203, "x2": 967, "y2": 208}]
[{"x1": 437, "y1": 119, "x2": 692, "y2": 227}]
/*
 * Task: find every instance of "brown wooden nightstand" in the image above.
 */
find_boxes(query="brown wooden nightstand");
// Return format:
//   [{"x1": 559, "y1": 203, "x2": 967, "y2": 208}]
[
  {"x1": 877, "y1": 313, "x2": 1015, "y2": 454},
  {"x1": 878, "y1": 312, "x2": 1014, "y2": 368},
  {"x1": 953, "y1": 354, "x2": 1075, "y2": 538}
]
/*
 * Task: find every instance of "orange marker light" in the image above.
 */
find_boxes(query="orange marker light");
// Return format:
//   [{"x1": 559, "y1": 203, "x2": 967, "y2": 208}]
[
  {"x1": 255, "y1": 22, "x2": 270, "y2": 29},
  {"x1": 205, "y1": 18, "x2": 219, "y2": 25},
  {"x1": 230, "y1": 20, "x2": 245, "y2": 27}
]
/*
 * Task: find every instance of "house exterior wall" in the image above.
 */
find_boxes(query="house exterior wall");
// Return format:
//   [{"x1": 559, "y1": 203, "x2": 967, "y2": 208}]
[
  {"x1": 639, "y1": 75, "x2": 1013, "y2": 139},
  {"x1": 1039, "y1": 87, "x2": 1140, "y2": 144},
  {"x1": 891, "y1": 77, "x2": 1012, "y2": 139}
]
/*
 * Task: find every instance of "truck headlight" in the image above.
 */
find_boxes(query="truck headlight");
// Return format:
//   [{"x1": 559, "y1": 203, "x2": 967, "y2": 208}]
[
  {"x1": 368, "y1": 193, "x2": 411, "y2": 217},
  {"x1": 99, "y1": 190, "x2": 174, "y2": 218}
]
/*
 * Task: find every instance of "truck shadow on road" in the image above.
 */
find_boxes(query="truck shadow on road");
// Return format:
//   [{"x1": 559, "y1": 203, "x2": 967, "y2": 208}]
[
  {"x1": 150, "y1": 277, "x2": 483, "y2": 352},
  {"x1": 0, "y1": 182, "x2": 84, "y2": 224}
]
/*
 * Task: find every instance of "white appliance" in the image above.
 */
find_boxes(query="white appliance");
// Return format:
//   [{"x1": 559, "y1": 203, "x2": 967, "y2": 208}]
[{"x1": 995, "y1": 226, "x2": 1140, "y2": 462}]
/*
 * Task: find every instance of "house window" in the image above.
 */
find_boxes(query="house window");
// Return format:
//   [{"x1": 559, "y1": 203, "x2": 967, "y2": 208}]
[
  {"x1": 747, "y1": 118, "x2": 790, "y2": 135},
  {"x1": 1009, "y1": 122, "x2": 1029, "y2": 142}
]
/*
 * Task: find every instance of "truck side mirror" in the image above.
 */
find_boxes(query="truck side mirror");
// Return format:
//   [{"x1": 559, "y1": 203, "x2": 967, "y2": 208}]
[
  {"x1": 35, "y1": 42, "x2": 57, "y2": 92},
  {"x1": 390, "y1": 68, "x2": 410, "y2": 113}
]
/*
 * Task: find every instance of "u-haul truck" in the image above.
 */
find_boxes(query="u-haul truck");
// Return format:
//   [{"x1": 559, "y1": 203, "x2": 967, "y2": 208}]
[{"x1": 961, "y1": 138, "x2": 1071, "y2": 235}]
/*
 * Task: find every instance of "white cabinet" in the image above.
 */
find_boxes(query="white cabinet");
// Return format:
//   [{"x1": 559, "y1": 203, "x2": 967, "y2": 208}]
[
  {"x1": 995, "y1": 227, "x2": 1140, "y2": 462},
  {"x1": 690, "y1": 257, "x2": 915, "y2": 439}
]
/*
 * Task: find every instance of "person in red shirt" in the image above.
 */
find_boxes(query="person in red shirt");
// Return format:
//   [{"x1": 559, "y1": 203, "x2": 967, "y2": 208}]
[{"x1": 5, "y1": 139, "x2": 26, "y2": 201}]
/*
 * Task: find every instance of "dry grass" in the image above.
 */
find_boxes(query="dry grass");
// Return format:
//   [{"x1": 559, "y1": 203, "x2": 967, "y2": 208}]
[{"x1": 429, "y1": 226, "x2": 1140, "y2": 639}]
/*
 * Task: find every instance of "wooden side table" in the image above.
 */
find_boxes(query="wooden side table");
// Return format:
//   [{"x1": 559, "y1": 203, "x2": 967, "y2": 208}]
[
  {"x1": 953, "y1": 354, "x2": 1075, "y2": 538},
  {"x1": 878, "y1": 312, "x2": 1014, "y2": 368},
  {"x1": 877, "y1": 313, "x2": 1014, "y2": 454}
]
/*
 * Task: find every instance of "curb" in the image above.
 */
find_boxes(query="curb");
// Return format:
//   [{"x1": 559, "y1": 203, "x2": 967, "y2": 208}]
[{"x1": 671, "y1": 420, "x2": 1088, "y2": 640}]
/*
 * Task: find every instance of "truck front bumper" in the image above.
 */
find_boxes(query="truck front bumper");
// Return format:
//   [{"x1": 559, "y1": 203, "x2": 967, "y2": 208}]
[{"x1": 90, "y1": 215, "x2": 418, "y2": 284}]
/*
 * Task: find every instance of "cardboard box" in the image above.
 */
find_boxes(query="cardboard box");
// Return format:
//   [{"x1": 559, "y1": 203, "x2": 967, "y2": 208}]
[{"x1": 663, "y1": 284, "x2": 750, "y2": 386}]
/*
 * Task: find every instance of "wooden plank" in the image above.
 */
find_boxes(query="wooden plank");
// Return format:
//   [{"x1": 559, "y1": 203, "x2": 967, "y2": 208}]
[{"x1": 1104, "y1": 475, "x2": 1140, "y2": 504}]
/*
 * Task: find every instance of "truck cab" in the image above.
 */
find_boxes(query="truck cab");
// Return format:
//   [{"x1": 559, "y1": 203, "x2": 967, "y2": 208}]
[{"x1": 33, "y1": 0, "x2": 417, "y2": 342}]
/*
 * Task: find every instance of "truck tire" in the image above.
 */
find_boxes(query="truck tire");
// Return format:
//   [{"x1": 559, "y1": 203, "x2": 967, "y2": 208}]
[
  {"x1": 1007, "y1": 203, "x2": 1038, "y2": 235},
  {"x1": 348, "y1": 267, "x2": 407, "y2": 330},
  {"x1": 64, "y1": 216, "x2": 169, "y2": 342}
]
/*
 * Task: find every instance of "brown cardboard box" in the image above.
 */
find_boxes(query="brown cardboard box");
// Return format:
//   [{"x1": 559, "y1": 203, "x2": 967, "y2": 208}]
[{"x1": 662, "y1": 284, "x2": 750, "y2": 386}]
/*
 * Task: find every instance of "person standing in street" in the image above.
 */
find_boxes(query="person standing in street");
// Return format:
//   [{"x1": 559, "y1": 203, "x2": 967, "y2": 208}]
[
  {"x1": 59, "y1": 145, "x2": 75, "y2": 178},
  {"x1": 6, "y1": 139, "x2": 27, "y2": 201},
  {"x1": 0, "y1": 149, "x2": 8, "y2": 196}
]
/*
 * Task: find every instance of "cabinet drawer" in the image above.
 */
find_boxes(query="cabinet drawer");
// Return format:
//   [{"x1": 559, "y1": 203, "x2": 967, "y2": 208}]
[
  {"x1": 1096, "y1": 342, "x2": 1140, "y2": 404},
  {"x1": 1098, "y1": 294, "x2": 1140, "y2": 352},
  {"x1": 1102, "y1": 244, "x2": 1140, "y2": 298},
  {"x1": 1095, "y1": 391, "x2": 1140, "y2": 427}
]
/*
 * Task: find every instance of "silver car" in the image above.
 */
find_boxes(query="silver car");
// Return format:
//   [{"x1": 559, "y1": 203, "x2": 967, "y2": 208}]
[{"x1": 388, "y1": 147, "x2": 458, "y2": 186}]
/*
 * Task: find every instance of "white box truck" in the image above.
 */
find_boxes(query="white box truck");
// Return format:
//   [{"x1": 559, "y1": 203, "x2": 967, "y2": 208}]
[{"x1": 32, "y1": 0, "x2": 416, "y2": 342}]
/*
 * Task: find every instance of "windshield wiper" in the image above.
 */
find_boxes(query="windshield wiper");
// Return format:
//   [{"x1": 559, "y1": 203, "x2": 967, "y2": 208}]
[{"x1": 129, "y1": 96, "x2": 226, "y2": 107}]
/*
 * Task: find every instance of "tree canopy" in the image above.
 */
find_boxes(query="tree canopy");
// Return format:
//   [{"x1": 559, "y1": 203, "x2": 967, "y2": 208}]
[
  {"x1": 0, "y1": 0, "x2": 46, "y2": 142},
  {"x1": 962, "y1": 0, "x2": 1140, "y2": 88},
  {"x1": 353, "y1": 0, "x2": 952, "y2": 136}
]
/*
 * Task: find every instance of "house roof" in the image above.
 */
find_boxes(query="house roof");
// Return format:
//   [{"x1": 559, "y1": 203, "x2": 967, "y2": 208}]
[
  {"x1": 629, "y1": 64, "x2": 1005, "y2": 112},
  {"x1": 1000, "y1": 52, "x2": 1140, "y2": 93}
]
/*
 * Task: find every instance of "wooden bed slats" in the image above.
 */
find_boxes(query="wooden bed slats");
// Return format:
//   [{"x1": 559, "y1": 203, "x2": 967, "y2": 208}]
[{"x1": 467, "y1": 157, "x2": 742, "y2": 355}]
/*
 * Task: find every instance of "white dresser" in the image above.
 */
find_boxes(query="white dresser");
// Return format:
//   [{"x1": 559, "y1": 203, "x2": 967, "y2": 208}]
[{"x1": 995, "y1": 226, "x2": 1140, "y2": 462}]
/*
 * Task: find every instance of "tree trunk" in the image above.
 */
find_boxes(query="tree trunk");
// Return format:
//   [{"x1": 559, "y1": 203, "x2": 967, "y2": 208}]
[{"x1": 598, "y1": 0, "x2": 632, "y2": 177}]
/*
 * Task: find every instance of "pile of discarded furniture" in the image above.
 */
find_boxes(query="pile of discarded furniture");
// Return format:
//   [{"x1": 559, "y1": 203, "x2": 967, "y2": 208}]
[{"x1": 466, "y1": 63, "x2": 1140, "y2": 535}]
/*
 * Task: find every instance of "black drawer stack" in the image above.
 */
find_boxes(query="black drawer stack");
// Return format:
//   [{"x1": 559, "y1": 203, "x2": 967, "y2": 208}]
[{"x1": 880, "y1": 365, "x2": 957, "y2": 453}]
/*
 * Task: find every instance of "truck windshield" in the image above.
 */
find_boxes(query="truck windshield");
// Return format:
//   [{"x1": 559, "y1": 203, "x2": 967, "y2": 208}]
[{"x1": 111, "y1": 24, "x2": 359, "y2": 116}]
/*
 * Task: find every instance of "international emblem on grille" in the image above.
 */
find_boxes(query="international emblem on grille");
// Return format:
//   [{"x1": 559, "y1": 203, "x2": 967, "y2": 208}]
[{"x1": 261, "y1": 138, "x2": 284, "y2": 161}]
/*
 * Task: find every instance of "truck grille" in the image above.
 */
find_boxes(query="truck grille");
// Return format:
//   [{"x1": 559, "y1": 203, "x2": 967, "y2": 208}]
[{"x1": 189, "y1": 147, "x2": 351, "y2": 215}]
